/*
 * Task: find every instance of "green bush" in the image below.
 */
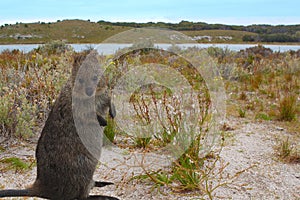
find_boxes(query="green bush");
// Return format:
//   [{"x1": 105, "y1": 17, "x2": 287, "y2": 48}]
[
  {"x1": 0, "y1": 93, "x2": 14, "y2": 137},
  {"x1": 0, "y1": 49, "x2": 72, "y2": 138},
  {"x1": 34, "y1": 40, "x2": 73, "y2": 55}
]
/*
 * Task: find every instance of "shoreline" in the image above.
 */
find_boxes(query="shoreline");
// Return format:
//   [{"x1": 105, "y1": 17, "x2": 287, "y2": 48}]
[
  {"x1": 1, "y1": 43, "x2": 299, "y2": 54},
  {"x1": 1, "y1": 41, "x2": 300, "y2": 46}
]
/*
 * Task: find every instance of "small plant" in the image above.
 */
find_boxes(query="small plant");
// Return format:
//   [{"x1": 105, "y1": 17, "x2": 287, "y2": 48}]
[
  {"x1": 171, "y1": 155, "x2": 204, "y2": 191},
  {"x1": 275, "y1": 137, "x2": 300, "y2": 163},
  {"x1": 255, "y1": 112, "x2": 272, "y2": 121},
  {"x1": 15, "y1": 94, "x2": 38, "y2": 138},
  {"x1": 239, "y1": 91, "x2": 247, "y2": 101},
  {"x1": 0, "y1": 94, "x2": 14, "y2": 137},
  {"x1": 134, "y1": 137, "x2": 152, "y2": 148},
  {"x1": 278, "y1": 94, "x2": 297, "y2": 121},
  {"x1": 0, "y1": 93, "x2": 37, "y2": 138},
  {"x1": 250, "y1": 73, "x2": 263, "y2": 90},
  {"x1": 135, "y1": 143, "x2": 249, "y2": 199},
  {"x1": 238, "y1": 107, "x2": 246, "y2": 118},
  {"x1": 129, "y1": 83, "x2": 188, "y2": 147},
  {"x1": 103, "y1": 117, "x2": 117, "y2": 146}
]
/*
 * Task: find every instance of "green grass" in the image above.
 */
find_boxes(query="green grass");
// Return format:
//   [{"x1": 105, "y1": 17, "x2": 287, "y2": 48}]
[
  {"x1": 0, "y1": 157, "x2": 34, "y2": 172},
  {"x1": 255, "y1": 112, "x2": 272, "y2": 121},
  {"x1": 1, "y1": 20, "x2": 299, "y2": 44},
  {"x1": 0, "y1": 19, "x2": 131, "y2": 44},
  {"x1": 238, "y1": 107, "x2": 246, "y2": 118},
  {"x1": 103, "y1": 117, "x2": 117, "y2": 146},
  {"x1": 0, "y1": 20, "x2": 277, "y2": 45}
]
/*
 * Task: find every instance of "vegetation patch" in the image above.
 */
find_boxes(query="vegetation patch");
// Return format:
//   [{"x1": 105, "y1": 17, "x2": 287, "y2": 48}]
[
  {"x1": 275, "y1": 137, "x2": 300, "y2": 164},
  {"x1": 0, "y1": 42, "x2": 299, "y2": 199},
  {"x1": 0, "y1": 157, "x2": 35, "y2": 172}
]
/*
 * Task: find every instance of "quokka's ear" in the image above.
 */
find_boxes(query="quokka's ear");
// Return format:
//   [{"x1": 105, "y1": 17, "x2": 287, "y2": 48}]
[{"x1": 71, "y1": 53, "x2": 88, "y2": 82}]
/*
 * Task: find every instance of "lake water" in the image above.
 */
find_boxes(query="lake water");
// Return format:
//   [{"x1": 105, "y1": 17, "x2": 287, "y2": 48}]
[{"x1": 0, "y1": 43, "x2": 299, "y2": 54}]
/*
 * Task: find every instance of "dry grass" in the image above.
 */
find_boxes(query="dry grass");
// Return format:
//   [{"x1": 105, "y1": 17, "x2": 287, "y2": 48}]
[
  {"x1": 182, "y1": 29, "x2": 258, "y2": 43},
  {"x1": 0, "y1": 19, "x2": 131, "y2": 44},
  {"x1": 275, "y1": 137, "x2": 300, "y2": 164}
]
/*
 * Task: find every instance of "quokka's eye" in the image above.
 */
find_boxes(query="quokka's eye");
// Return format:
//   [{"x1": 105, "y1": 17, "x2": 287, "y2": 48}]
[
  {"x1": 78, "y1": 78, "x2": 84, "y2": 84},
  {"x1": 92, "y1": 76, "x2": 98, "y2": 82}
]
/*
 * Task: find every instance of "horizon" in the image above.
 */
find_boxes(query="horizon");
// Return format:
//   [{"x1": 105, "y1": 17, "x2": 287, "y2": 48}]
[
  {"x1": 0, "y1": 0, "x2": 300, "y2": 26},
  {"x1": 1, "y1": 0, "x2": 300, "y2": 26},
  {"x1": 1, "y1": 18, "x2": 300, "y2": 27}
]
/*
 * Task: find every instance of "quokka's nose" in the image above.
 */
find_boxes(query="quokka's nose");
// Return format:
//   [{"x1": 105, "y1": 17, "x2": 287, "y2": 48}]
[{"x1": 85, "y1": 87, "x2": 94, "y2": 96}]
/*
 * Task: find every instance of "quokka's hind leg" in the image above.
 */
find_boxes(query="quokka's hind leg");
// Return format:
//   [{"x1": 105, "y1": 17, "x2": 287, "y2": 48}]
[
  {"x1": 87, "y1": 182, "x2": 118, "y2": 200},
  {"x1": 94, "y1": 181, "x2": 114, "y2": 188},
  {"x1": 85, "y1": 195, "x2": 120, "y2": 200}
]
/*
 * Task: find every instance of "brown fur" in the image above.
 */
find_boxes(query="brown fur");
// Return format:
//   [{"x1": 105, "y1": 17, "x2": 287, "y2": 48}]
[{"x1": 0, "y1": 52, "x2": 118, "y2": 200}]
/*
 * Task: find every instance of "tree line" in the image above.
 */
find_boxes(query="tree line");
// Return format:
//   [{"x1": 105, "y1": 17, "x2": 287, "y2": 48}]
[{"x1": 98, "y1": 20, "x2": 300, "y2": 43}]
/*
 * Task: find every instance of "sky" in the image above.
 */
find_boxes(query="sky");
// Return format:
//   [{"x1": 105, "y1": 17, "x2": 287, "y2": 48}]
[{"x1": 1, "y1": 0, "x2": 300, "y2": 26}]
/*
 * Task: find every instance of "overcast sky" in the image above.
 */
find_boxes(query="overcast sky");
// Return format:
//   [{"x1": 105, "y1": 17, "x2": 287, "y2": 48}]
[{"x1": 1, "y1": 0, "x2": 299, "y2": 25}]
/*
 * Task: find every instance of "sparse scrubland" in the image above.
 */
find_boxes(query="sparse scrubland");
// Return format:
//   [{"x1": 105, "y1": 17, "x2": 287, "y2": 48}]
[{"x1": 0, "y1": 41, "x2": 299, "y2": 199}]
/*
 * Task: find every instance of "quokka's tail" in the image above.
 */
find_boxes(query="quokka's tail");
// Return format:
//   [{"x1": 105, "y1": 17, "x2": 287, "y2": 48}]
[{"x1": 0, "y1": 189, "x2": 31, "y2": 198}]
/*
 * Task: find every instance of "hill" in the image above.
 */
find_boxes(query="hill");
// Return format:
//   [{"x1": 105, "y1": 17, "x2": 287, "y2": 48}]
[
  {"x1": 182, "y1": 30, "x2": 258, "y2": 43},
  {"x1": 0, "y1": 20, "x2": 130, "y2": 44},
  {"x1": 0, "y1": 19, "x2": 299, "y2": 44}
]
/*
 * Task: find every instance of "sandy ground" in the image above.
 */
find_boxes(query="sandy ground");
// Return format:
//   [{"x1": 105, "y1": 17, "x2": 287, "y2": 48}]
[{"x1": 0, "y1": 116, "x2": 299, "y2": 200}]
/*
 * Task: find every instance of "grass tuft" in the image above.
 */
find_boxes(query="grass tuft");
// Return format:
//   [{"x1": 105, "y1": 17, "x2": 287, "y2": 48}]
[
  {"x1": 275, "y1": 137, "x2": 300, "y2": 164},
  {"x1": 0, "y1": 157, "x2": 34, "y2": 172},
  {"x1": 278, "y1": 94, "x2": 297, "y2": 121}
]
